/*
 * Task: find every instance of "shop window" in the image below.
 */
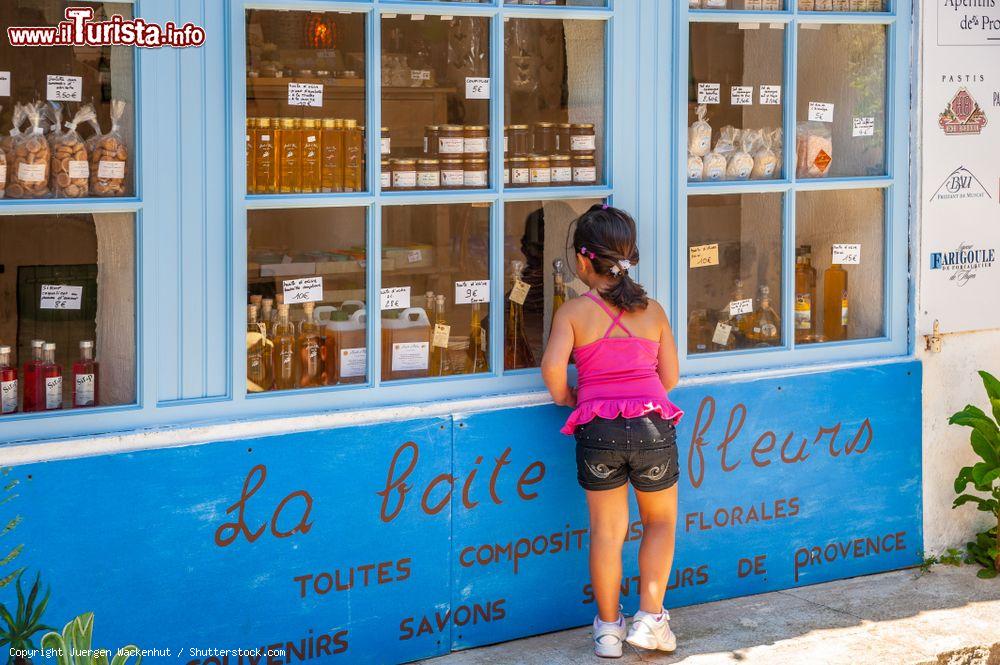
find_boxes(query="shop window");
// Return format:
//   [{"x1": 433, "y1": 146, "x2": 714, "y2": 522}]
[
  {"x1": 381, "y1": 203, "x2": 491, "y2": 380},
  {"x1": 381, "y1": 14, "x2": 490, "y2": 192},
  {"x1": 797, "y1": 23, "x2": 887, "y2": 179},
  {"x1": 0, "y1": 2, "x2": 135, "y2": 200},
  {"x1": 506, "y1": 1, "x2": 609, "y2": 6},
  {"x1": 795, "y1": 189, "x2": 884, "y2": 344},
  {"x1": 246, "y1": 208, "x2": 368, "y2": 393},
  {"x1": 504, "y1": 18, "x2": 605, "y2": 188},
  {"x1": 797, "y1": 1, "x2": 887, "y2": 11},
  {"x1": 503, "y1": 198, "x2": 602, "y2": 370},
  {"x1": 0, "y1": 213, "x2": 136, "y2": 415},
  {"x1": 687, "y1": 22, "x2": 784, "y2": 183},
  {"x1": 690, "y1": 1, "x2": 786, "y2": 9},
  {"x1": 245, "y1": 10, "x2": 368, "y2": 195},
  {"x1": 687, "y1": 193, "x2": 784, "y2": 355}
]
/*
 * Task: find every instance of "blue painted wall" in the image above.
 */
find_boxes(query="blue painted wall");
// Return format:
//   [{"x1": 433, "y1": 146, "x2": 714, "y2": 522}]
[{"x1": 4, "y1": 360, "x2": 921, "y2": 663}]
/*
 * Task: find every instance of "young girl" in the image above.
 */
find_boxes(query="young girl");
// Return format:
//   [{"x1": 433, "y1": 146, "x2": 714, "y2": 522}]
[{"x1": 541, "y1": 204, "x2": 683, "y2": 658}]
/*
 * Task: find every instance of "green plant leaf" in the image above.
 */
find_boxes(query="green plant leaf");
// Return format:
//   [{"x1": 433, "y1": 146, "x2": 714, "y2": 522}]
[
  {"x1": 950, "y1": 406, "x2": 1000, "y2": 441},
  {"x1": 954, "y1": 494, "x2": 986, "y2": 509},
  {"x1": 976, "y1": 568, "x2": 998, "y2": 579},
  {"x1": 955, "y1": 466, "x2": 975, "y2": 493},
  {"x1": 971, "y1": 430, "x2": 1000, "y2": 466},
  {"x1": 972, "y1": 462, "x2": 997, "y2": 486}
]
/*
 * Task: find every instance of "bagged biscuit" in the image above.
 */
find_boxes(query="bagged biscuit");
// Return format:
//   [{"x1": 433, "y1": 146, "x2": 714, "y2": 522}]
[
  {"x1": 750, "y1": 130, "x2": 777, "y2": 179},
  {"x1": 687, "y1": 154, "x2": 704, "y2": 181},
  {"x1": 714, "y1": 126, "x2": 738, "y2": 165},
  {"x1": 768, "y1": 127, "x2": 783, "y2": 175},
  {"x1": 796, "y1": 122, "x2": 833, "y2": 178},
  {"x1": 52, "y1": 104, "x2": 96, "y2": 198},
  {"x1": 8, "y1": 102, "x2": 52, "y2": 199},
  {"x1": 89, "y1": 99, "x2": 128, "y2": 197},
  {"x1": 726, "y1": 132, "x2": 753, "y2": 180},
  {"x1": 688, "y1": 104, "x2": 712, "y2": 158},
  {"x1": 702, "y1": 151, "x2": 727, "y2": 181}
]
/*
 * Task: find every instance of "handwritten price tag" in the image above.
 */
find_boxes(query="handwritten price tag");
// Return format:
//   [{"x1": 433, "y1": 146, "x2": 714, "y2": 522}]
[
  {"x1": 0, "y1": 72, "x2": 10, "y2": 97},
  {"x1": 729, "y1": 298, "x2": 754, "y2": 316},
  {"x1": 40, "y1": 284, "x2": 82, "y2": 310},
  {"x1": 283, "y1": 277, "x2": 324, "y2": 303},
  {"x1": 455, "y1": 280, "x2": 490, "y2": 305},
  {"x1": 380, "y1": 286, "x2": 411, "y2": 310},
  {"x1": 731, "y1": 86, "x2": 754, "y2": 106},
  {"x1": 288, "y1": 82, "x2": 324, "y2": 107},
  {"x1": 407, "y1": 250, "x2": 423, "y2": 263},
  {"x1": 832, "y1": 243, "x2": 861, "y2": 265},
  {"x1": 760, "y1": 85, "x2": 781, "y2": 105},
  {"x1": 697, "y1": 83, "x2": 721, "y2": 105},
  {"x1": 852, "y1": 117, "x2": 875, "y2": 137},
  {"x1": 432, "y1": 324, "x2": 451, "y2": 349},
  {"x1": 465, "y1": 77, "x2": 490, "y2": 100},
  {"x1": 509, "y1": 279, "x2": 531, "y2": 305},
  {"x1": 46, "y1": 75, "x2": 82, "y2": 102},
  {"x1": 712, "y1": 322, "x2": 733, "y2": 347},
  {"x1": 808, "y1": 101, "x2": 835, "y2": 123},
  {"x1": 689, "y1": 243, "x2": 720, "y2": 268}
]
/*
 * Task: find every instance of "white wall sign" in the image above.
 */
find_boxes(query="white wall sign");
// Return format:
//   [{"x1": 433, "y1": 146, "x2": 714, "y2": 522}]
[
  {"x1": 46, "y1": 75, "x2": 82, "y2": 102},
  {"x1": 40, "y1": 285, "x2": 83, "y2": 310},
  {"x1": 937, "y1": 1, "x2": 1000, "y2": 46},
  {"x1": 288, "y1": 83, "x2": 324, "y2": 107}
]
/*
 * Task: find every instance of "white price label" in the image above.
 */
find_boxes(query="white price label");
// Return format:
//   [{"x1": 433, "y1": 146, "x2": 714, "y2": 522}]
[
  {"x1": 712, "y1": 322, "x2": 733, "y2": 347},
  {"x1": 831, "y1": 243, "x2": 861, "y2": 265},
  {"x1": 730, "y1": 298, "x2": 754, "y2": 316},
  {"x1": 46, "y1": 75, "x2": 82, "y2": 102},
  {"x1": 97, "y1": 160, "x2": 125, "y2": 179},
  {"x1": 697, "y1": 83, "x2": 721, "y2": 105},
  {"x1": 283, "y1": 277, "x2": 324, "y2": 303},
  {"x1": 759, "y1": 85, "x2": 782, "y2": 105},
  {"x1": 68, "y1": 160, "x2": 89, "y2": 179},
  {"x1": 407, "y1": 250, "x2": 423, "y2": 263},
  {"x1": 74, "y1": 373, "x2": 95, "y2": 406},
  {"x1": 689, "y1": 243, "x2": 720, "y2": 268},
  {"x1": 0, "y1": 380, "x2": 15, "y2": 414},
  {"x1": 465, "y1": 77, "x2": 490, "y2": 100},
  {"x1": 410, "y1": 70, "x2": 432, "y2": 81},
  {"x1": 45, "y1": 377, "x2": 62, "y2": 410},
  {"x1": 0, "y1": 72, "x2": 9, "y2": 97},
  {"x1": 455, "y1": 280, "x2": 490, "y2": 305},
  {"x1": 392, "y1": 342, "x2": 429, "y2": 372},
  {"x1": 17, "y1": 163, "x2": 46, "y2": 183},
  {"x1": 808, "y1": 101, "x2": 835, "y2": 123},
  {"x1": 339, "y1": 348, "x2": 367, "y2": 378},
  {"x1": 509, "y1": 279, "x2": 531, "y2": 305},
  {"x1": 287, "y1": 82, "x2": 324, "y2": 107},
  {"x1": 852, "y1": 117, "x2": 875, "y2": 137},
  {"x1": 380, "y1": 286, "x2": 411, "y2": 310},
  {"x1": 40, "y1": 284, "x2": 83, "y2": 310},
  {"x1": 731, "y1": 86, "x2": 754, "y2": 106},
  {"x1": 432, "y1": 324, "x2": 451, "y2": 349}
]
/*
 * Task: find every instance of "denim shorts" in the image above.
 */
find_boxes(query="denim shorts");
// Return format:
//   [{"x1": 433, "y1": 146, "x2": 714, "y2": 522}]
[{"x1": 574, "y1": 415, "x2": 679, "y2": 492}]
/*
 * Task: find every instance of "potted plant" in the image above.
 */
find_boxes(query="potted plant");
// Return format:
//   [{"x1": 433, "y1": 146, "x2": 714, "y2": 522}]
[
  {"x1": 41, "y1": 613, "x2": 142, "y2": 665},
  {"x1": 950, "y1": 370, "x2": 1000, "y2": 578},
  {"x1": 0, "y1": 572, "x2": 53, "y2": 665}
]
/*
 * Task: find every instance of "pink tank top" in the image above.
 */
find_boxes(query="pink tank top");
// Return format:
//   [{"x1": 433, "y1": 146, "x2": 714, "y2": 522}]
[{"x1": 560, "y1": 292, "x2": 684, "y2": 435}]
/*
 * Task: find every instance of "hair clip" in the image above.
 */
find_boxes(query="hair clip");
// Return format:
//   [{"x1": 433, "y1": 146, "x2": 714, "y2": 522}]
[
  {"x1": 610, "y1": 259, "x2": 632, "y2": 277},
  {"x1": 601, "y1": 204, "x2": 609, "y2": 210},
  {"x1": 579, "y1": 246, "x2": 596, "y2": 260}
]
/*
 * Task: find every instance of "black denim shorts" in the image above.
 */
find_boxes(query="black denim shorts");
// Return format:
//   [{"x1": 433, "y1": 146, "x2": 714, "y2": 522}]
[{"x1": 574, "y1": 415, "x2": 679, "y2": 492}]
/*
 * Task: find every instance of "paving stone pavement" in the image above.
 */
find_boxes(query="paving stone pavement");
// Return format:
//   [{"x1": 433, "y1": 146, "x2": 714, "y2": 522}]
[{"x1": 418, "y1": 565, "x2": 1000, "y2": 665}]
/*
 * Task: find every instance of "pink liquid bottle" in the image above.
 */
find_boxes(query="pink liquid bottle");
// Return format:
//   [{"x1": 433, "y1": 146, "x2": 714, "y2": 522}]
[
  {"x1": 0, "y1": 346, "x2": 16, "y2": 415},
  {"x1": 72, "y1": 340, "x2": 99, "y2": 408},
  {"x1": 41, "y1": 342, "x2": 63, "y2": 411},
  {"x1": 21, "y1": 339, "x2": 45, "y2": 413}
]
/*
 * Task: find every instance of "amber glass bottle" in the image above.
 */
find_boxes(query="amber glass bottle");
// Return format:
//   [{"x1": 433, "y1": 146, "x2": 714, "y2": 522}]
[
  {"x1": 297, "y1": 302, "x2": 324, "y2": 387},
  {"x1": 823, "y1": 263, "x2": 849, "y2": 341},
  {"x1": 430, "y1": 295, "x2": 450, "y2": 377},
  {"x1": 794, "y1": 246, "x2": 818, "y2": 342},
  {"x1": 246, "y1": 118, "x2": 255, "y2": 193},
  {"x1": 254, "y1": 117, "x2": 276, "y2": 194},
  {"x1": 465, "y1": 303, "x2": 489, "y2": 375},
  {"x1": 278, "y1": 118, "x2": 301, "y2": 193},
  {"x1": 343, "y1": 119, "x2": 363, "y2": 192},
  {"x1": 321, "y1": 119, "x2": 344, "y2": 192},
  {"x1": 505, "y1": 260, "x2": 536, "y2": 370},
  {"x1": 271, "y1": 304, "x2": 296, "y2": 390},
  {"x1": 300, "y1": 119, "x2": 321, "y2": 193}
]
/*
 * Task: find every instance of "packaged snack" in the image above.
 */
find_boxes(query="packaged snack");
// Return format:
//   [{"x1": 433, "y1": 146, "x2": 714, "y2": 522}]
[
  {"x1": 688, "y1": 154, "x2": 704, "y2": 181},
  {"x1": 796, "y1": 122, "x2": 833, "y2": 178},
  {"x1": 799, "y1": 0, "x2": 816, "y2": 8},
  {"x1": 704, "y1": 0, "x2": 728, "y2": 7},
  {"x1": 745, "y1": 0, "x2": 763, "y2": 9},
  {"x1": 726, "y1": 132, "x2": 754, "y2": 180},
  {"x1": 702, "y1": 151, "x2": 727, "y2": 181},
  {"x1": 714, "y1": 125, "x2": 738, "y2": 166},
  {"x1": 89, "y1": 100, "x2": 129, "y2": 197},
  {"x1": 46, "y1": 103, "x2": 64, "y2": 149},
  {"x1": 814, "y1": 0, "x2": 833, "y2": 8},
  {"x1": 769, "y1": 127, "x2": 784, "y2": 175},
  {"x1": 52, "y1": 104, "x2": 96, "y2": 198},
  {"x1": 9, "y1": 102, "x2": 52, "y2": 199},
  {"x1": 690, "y1": 0, "x2": 702, "y2": 6},
  {"x1": 750, "y1": 130, "x2": 778, "y2": 180},
  {"x1": 688, "y1": 105, "x2": 712, "y2": 158}
]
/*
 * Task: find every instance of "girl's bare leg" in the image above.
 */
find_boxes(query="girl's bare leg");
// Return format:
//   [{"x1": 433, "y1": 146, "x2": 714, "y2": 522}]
[
  {"x1": 585, "y1": 484, "x2": 630, "y2": 622},
  {"x1": 634, "y1": 484, "x2": 678, "y2": 614}
]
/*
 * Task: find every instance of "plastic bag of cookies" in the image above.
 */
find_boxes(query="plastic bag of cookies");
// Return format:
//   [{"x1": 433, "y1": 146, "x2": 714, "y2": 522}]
[
  {"x1": 8, "y1": 102, "x2": 52, "y2": 199},
  {"x1": 88, "y1": 100, "x2": 128, "y2": 197},
  {"x1": 0, "y1": 106, "x2": 7, "y2": 199},
  {"x1": 51, "y1": 104, "x2": 96, "y2": 198}
]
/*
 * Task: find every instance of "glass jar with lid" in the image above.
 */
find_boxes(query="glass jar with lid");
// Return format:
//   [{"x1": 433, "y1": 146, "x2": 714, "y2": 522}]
[
  {"x1": 510, "y1": 157, "x2": 530, "y2": 187},
  {"x1": 550, "y1": 155, "x2": 572, "y2": 185},
  {"x1": 556, "y1": 123, "x2": 572, "y2": 154},
  {"x1": 503, "y1": 157, "x2": 511, "y2": 186},
  {"x1": 533, "y1": 122, "x2": 557, "y2": 155},
  {"x1": 463, "y1": 158, "x2": 488, "y2": 189},
  {"x1": 464, "y1": 126, "x2": 489, "y2": 158},
  {"x1": 439, "y1": 125, "x2": 465, "y2": 155},
  {"x1": 529, "y1": 155, "x2": 551, "y2": 187},
  {"x1": 440, "y1": 158, "x2": 465, "y2": 189},
  {"x1": 508, "y1": 124, "x2": 530, "y2": 157},
  {"x1": 425, "y1": 125, "x2": 440, "y2": 157},
  {"x1": 416, "y1": 159, "x2": 441, "y2": 189},
  {"x1": 381, "y1": 127, "x2": 391, "y2": 157},
  {"x1": 381, "y1": 159, "x2": 391, "y2": 190},
  {"x1": 570, "y1": 123, "x2": 597, "y2": 155},
  {"x1": 392, "y1": 158, "x2": 417, "y2": 189},
  {"x1": 572, "y1": 154, "x2": 597, "y2": 185}
]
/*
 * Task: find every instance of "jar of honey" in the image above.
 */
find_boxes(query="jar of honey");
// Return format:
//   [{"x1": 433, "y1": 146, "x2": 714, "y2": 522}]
[
  {"x1": 321, "y1": 118, "x2": 343, "y2": 193},
  {"x1": 381, "y1": 159, "x2": 391, "y2": 190},
  {"x1": 463, "y1": 158, "x2": 488, "y2": 189},
  {"x1": 509, "y1": 124, "x2": 530, "y2": 156},
  {"x1": 439, "y1": 125, "x2": 464, "y2": 155},
  {"x1": 464, "y1": 125, "x2": 489, "y2": 158},
  {"x1": 570, "y1": 123, "x2": 597, "y2": 155},
  {"x1": 534, "y1": 122, "x2": 557, "y2": 154},
  {"x1": 510, "y1": 156, "x2": 530, "y2": 186},
  {"x1": 392, "y1": 158, "x2": 417, "y2": 189},
  {"x1": 425, "y1": 125, "x2": 440, "y2": 157},
  {"x1": 440, "y1": 158, "x2": 464, "y2": 189},
  {"x1": 300, "y1": 119, "x2": 321, "y2": 193},
  {"x1": 556, "y1": 123, "x2": 572, "y2": 154},
  {"x1": 278, "y1": 118, "x2": 301, "y2": 193},
  {"x1": 381, "y1": 127, "x2": 391, "y2": 157},
  {"x1": 529, "y1": 155, "x2": 551, "y2": 187},
  {"x1": 254, "y1": 117, "x2": 276, "y2": 194},
  {"x1": 503, "y1": 157, "x2": 511, "y2": 186},
  {"x1": 550, "y1": 154, "x2": 572, "y2": 185},
  {"x1": 417, "y1": 159, "x2": 441, "y2": 189},
  {"x1": 572, "y1": 154, "x2": 597, "y2": 184}
]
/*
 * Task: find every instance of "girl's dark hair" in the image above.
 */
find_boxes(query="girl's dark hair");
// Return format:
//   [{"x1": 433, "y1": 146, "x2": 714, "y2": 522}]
[{"x1": 573, "y1": 204, "x2": 649, "y2": 312}]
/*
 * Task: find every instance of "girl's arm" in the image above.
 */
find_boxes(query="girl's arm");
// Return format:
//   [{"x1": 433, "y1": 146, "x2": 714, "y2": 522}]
[
  {"x1": 541, "y1": 306, "x2": 577, "y2": 408},
  {"x1": 656, "y1": 305, "x2": 680, "y2": 392}
]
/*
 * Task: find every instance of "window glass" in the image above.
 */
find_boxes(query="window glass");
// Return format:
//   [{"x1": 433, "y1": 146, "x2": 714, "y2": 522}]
[
  {"x1": 687, "y1": 193, "x2": 784, "y2": 355},
  {"x1": 504, "y1": 18, "x2": 605, "y2": 188},
  {"x1": 0, "y1": 213, "x2": 136, "y2": 414},
  {"x1": 797, "y1": 1, "x2": 886, "y2": 11},
  {"x1": 0, "y1": 2, "x2": 135, "y2": 199},
  {"x1": 247, "y1": 208, "x2": 368, "y2": 393},
  {"x1": 505, "y1": 1, "x2": 610, "y2": 8},
  {"x1": 687, "y1": 23, "x2": 784, "y2": 183},
  {"x1": 795, "y1": 189, "x2": 884, "y2": 344},
  {"x1": 381, "y1": 203, "x2": 491, "y2": 380},
  {"x1": 381, "y1": 14, "x2": 491, "y2": 191},
  {"x1": 690, "y1": 0, "x2": 785, "y2": 9},
  {"x1": 797, "y1": 23, "x2": 887, "y2": 179},
  {"x1": 246, "y1": 10, "x2": 367, "y2": 195},
  {"x1": 503, "y1": 198, "x2": 601, "y2": 369}
]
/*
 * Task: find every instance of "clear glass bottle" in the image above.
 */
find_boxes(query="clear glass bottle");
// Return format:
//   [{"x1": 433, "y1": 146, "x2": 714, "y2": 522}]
[
  {"x1": 0, "y1": 346, "x2": 17, "y2": 415},
  {"x1": 719, "y1": 279, "x2": 753, "y2": 347},
  {"x1": 246, "y1": 118, "x2": 255, "y2": 194},
  {"x1": 430, "y1": 294, "x2": 450, "y2": 377},
  {"x1": 552, "y1": 258, "x2": 567, "y2": 317},
  {"x1": 300, "y1": 118, "x2": 321, "y2": 193},
  {"x1": 72, "y1": 340, "x2": 99, "y2": 408},
  {"x1": 823, "y1": 262, "x2": 849, "y2": 341},
  {"x1": 21, "y1": 339, "x2": 44, "y2": 413},
  {"x1": 321, "y1": 118, "x2": 344, "y2": 192},
  {"x1": 261, "y1": 298, "x2": 274, "y2": 338},
  {"x1": 247, "y1": 304, "x2": 270, "y2": 392},
  {"x1": 795, "y1": 245, "x2": 818, "y2": 342},
  {"x1": 505, "y1": 260, "x2": 536, "y2": 370},
  {"x1": 254, "y1": 117, "x2": 276, "y2": 194},
  {"x1": 271, "y1": 304, "x2": 297, "y2": 390},
  {"x1": 687, "y1": 309, "x2": 713, "y2": 354},
  {"x1": 297, "y1": 302, "x2": 324, "y2": 388},
  {"x1": 41, "y1": 342, "x2": 62, "y2": 411},
  {"x1": 747, "y1": 286, "x2": 781, "y2": 347},
  {"x1": 465, "y1": 302, "x2": 489, "y2": 375},
  {"x1": 343, "y1": 119, "x2": 363, "y2": 192},
  {"x1": 278, "y1": 118, "x2": 302, "y2": 193}
]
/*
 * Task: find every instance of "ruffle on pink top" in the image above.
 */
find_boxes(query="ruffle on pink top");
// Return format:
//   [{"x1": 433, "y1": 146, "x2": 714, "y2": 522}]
[{"x1": 560, "y1": 397, "x2": 683, "y2": 435}]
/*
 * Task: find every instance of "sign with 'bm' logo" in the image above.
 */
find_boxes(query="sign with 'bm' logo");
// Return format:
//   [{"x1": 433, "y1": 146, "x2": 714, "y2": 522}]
[{"x1": 930, "y1": 166, "x2": 992, "y2": 202}]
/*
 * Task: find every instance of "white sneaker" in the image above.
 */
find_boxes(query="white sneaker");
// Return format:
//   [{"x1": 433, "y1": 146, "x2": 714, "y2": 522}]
[
  {"x1": 626, "y1": 609, "x2": 676, "y2": 652},
  {"x1": 592, "y1": 614, "x2": 626, "y2": 658}
]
